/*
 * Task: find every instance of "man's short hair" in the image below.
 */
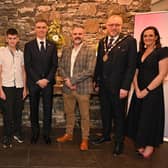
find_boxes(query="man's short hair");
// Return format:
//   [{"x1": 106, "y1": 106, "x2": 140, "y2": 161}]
[
  {"x1": 72, "y1": 24, "x2": 84, "y2": 30},
  {"x1": 35, "y1": 19, "x2": 48, "y2": 25},
  {"x1": 6, "y1": 28, "x2": 18, "y2": 36}
]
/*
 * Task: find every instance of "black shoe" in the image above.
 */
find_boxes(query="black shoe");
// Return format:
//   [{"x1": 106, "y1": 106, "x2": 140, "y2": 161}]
[
  {"x1": 31, "y1": 134, "x2": 39, "y2": 144},
  {"x1": 43, "y1": 136, "x2": 51, "y2": 144},
  {"x1": 2, "y1": 136, "x2": 12, "y2": 148},
  {"x1": 113, "y1": 142, "x2": 124, "y2": 156},
  {"x1": 92, "y1": 137, "x2": 111, "y2": 145}
]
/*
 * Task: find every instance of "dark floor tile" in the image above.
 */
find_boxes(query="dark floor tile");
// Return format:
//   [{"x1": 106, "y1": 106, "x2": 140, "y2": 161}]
[
  {"x1": 0, "y1": 147, "x2": 27, "y2": 167},
  {"x1": 29, "y1": 150, "x2": 97, "y2": 168}
]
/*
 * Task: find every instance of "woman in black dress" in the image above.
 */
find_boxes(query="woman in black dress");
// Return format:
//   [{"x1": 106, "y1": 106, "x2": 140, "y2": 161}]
[{"x1": 126, "y1": 26, "x2": 168, "y2": 158}]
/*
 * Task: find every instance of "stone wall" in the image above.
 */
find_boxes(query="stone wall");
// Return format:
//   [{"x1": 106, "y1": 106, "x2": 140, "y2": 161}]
[
  {"x1": 0, "y1": 0, "x2": 152, "y2": 128},
  {"x1": 0, "y1": 0, "x2": 151, "y2": 48}
]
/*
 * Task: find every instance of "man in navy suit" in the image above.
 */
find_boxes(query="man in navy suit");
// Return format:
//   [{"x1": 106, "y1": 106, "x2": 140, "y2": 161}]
[
  {"x1": 24, "y1": 19, "x2": 58, "y2": 144},
  {"x1": 93, "y1": 15, "x2": 137, "y2": 155}
]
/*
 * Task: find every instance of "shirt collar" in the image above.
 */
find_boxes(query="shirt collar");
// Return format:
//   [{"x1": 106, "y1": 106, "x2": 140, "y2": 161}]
[
  {"x1": 72, "y1": 42, "x2": 83, "y2": 51},
  {"x1": 108, "y1": 35, "x2": 119, "y2": 42},
  {"x1": 36, "y1": 38, "x2": 46, "y2": 48}
]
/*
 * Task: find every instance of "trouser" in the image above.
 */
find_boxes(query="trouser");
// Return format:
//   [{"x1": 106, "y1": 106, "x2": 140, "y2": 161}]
[
  {"x1": 1, "y1": 87, "x2": 23, "y2": 137},
  {"x1": 99, "y1": 86, "x2": 127, "y2": 143},
  {"x1": 63, "y1": 91, "x2": 90, "y2": 139},
  {"x1": 28, "y1": 84, "x2": 53, "y2": 137}
]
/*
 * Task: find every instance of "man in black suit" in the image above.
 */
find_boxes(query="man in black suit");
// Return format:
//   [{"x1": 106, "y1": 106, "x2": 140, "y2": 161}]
[
  {"x1": 93, "y1": 15, "x2": 137, "y2": 155},
  {"x1": 24, "y1": 19, "x2": 58, "y2": 144}
]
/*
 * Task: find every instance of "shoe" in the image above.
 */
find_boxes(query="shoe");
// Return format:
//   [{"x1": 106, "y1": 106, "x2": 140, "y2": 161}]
[
  {"x1": 142, "y1": 146, "x2": 154, "y2": 159},
  {"x1": 2, "y1": 136, "x2": 12, "y2": 149},
  {"x1": 31, "y1": 134, "x2": 39, "y2": 144},
  {"x1": 56, "y1": 134, "x2": 73, "y2": 143},
  {"x1": 113, "y1": 142, "x2": 124, "y2": 156},
  {"x1": 43, "y1": 135, "x2": 51, "y2": 144},
  {"x1": 13, "y1": 135, "x2": 24, "y2": 143},
  {"x1": 2, "y1": 143, "x2": 8, "y2": 149},
  {"x1": 80, "y1": 139, "x2": 88, "y2": 151},
  {"x1": 91, "y1": 137, "x2": 111, "y2": 145}
]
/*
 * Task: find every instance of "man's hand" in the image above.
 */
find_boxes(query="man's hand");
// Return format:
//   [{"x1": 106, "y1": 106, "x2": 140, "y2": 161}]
[
  {"x1": 64, "y1": 78, "x2": 72, "y2": 88},
  {"x1": 36, "y1": 79, "x2": 49, "y2": 88},
  {"x1": 0, "y1": 89, "x2": 6, "y2": 100},
  {"x1": 22, "y1": 87, "x2": 27, "y2": 100},
  {"x1": 64, "y1": 78, "x2": 77, "y2": 90},
  {"x1": 119, "y1": 89, "x2": 128, "y2": 99},
  {"x1": 93, "y1": 82, "x2": 99, "y2": 92}
]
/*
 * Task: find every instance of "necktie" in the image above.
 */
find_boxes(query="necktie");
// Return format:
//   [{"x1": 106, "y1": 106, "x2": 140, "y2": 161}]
[
  {"x1": 40, "y1": 41, "x2": 45, "y2": 54},
  {"x1": 107, "y1": 37, "x2": 114, "y2": 49},
  {"x1": 40, "y1": 41, "x2": 45, "y2": 78}
]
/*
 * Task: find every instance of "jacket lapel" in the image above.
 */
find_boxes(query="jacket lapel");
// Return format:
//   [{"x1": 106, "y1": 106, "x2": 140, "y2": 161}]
[
  {"x1": 46, "y1": 40, "x2": 52, "y2": 56},
  {"x1": 33, "y1": 39, "x2": 40, "y2": 56},
  {"x1": 66, "y1": 46, "x2": 73, "y2": 76},
  {"x1": 73, "y1": 43, "x2": 85, "y2": 67}
]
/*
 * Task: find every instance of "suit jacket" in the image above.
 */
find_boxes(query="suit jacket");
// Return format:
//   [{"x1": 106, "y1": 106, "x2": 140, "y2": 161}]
[
  {"x1": 94, "y1": 33, "x2": 137, "y2": 93},
  {"x1": 24, "y1": 39, "x2": 58, "y2": 87},
  {"x1": 59, "y1": 43, "x2": 96, "y2": 94}
]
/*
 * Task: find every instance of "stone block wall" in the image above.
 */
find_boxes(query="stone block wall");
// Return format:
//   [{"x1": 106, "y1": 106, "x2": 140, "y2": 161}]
[
  {"x1": 19, "y1": 94, "x2": 102, "y2": 128},
  {"x1": 0, "y1": 0, "x2": 151, "y2": 49}
]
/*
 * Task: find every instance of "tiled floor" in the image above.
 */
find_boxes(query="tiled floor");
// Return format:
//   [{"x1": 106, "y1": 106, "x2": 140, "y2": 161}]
[{"x1": 0, "y1": 127, "x2": 168, "y2": 168}]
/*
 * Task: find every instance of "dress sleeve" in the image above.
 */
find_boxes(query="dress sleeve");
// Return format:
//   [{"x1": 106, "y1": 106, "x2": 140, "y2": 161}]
[{"x1": 157, "y1": 47, "x2": 168, "y2": 61}]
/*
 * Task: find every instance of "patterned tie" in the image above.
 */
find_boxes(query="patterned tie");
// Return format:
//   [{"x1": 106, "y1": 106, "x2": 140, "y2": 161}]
[{"x1": 107, "y1": 37, "x2": 114, "y2": 49}]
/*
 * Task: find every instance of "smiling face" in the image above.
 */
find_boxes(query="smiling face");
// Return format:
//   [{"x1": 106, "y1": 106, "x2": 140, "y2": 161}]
[
  {"x1": 72, "y1": 27, "x2": 85, "y2": 46},
  {"x1": 6, "y1": 34, "x2": 19, "y2": 49},
  {"x1": 143, "y1": 29, "x2": 158, "y2": 48},
  {"x1": 106, "y1": 15, "x2": 123, "y2": 37},
  {"x1": 35, "y1": 21, "x2": 48, "y2": 39}
]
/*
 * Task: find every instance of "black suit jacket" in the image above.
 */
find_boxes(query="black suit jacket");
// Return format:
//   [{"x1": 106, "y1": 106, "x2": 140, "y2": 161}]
[
  {"x1": 94, "y1": 33, "x2": 137, "y2": 93},
  {"x1": 24, "y1": 39, "x2": 58, "y2": 87}
]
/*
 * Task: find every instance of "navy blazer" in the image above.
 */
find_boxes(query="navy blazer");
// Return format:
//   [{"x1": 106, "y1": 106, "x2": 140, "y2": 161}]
[
  {"x1": 94, "y1": 33, "x2": 137, "y2": 93},
  {"x1": 24, "y1": 39, "x2": 58, "y2": 87}
]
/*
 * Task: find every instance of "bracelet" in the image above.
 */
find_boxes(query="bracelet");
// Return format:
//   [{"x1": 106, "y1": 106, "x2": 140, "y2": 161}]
[{"x1": 146, "y1": 87, "x2": 151, "y2": 92}]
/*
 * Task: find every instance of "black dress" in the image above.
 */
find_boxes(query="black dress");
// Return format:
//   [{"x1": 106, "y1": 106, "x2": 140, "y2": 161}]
[{"x1": 126, "y1": 47, "x2": 168, "y2": 148}]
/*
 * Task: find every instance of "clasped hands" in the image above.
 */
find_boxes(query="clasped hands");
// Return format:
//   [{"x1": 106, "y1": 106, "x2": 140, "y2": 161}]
[
  {"x1": 135, "y1": 88, "x2": 148, "y2": 99},
  {"x1": 36, "y1": 79, "x2": 49, "y2": 88},
  {"x1": 64, "y1": 78, "x2": 77, "y2": 90}
]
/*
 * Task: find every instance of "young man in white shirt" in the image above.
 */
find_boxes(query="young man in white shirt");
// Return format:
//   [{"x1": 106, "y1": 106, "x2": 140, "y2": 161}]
[{"x1": 0, "y1": 28, "x2": 27, "y2": 148}]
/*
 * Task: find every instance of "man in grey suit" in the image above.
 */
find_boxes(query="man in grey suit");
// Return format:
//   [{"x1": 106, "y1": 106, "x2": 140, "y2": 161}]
[
  {"x1": 56, "y1": 25, "x2": 96, "y2": 151},
  {"x1": 24, "y1": 19, "x2": 58, "y2": 144}
]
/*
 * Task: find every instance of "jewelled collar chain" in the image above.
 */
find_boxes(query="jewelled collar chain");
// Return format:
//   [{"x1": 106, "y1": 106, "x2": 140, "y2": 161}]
[{"x1": 103, "y1": 34, "x2": 128, "y2": 55}]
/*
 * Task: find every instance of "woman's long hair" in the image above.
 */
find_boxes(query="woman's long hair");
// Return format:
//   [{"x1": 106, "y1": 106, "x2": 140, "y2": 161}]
[{"x1": 139, "y1": 26, "x2": 161, "y2": 52}]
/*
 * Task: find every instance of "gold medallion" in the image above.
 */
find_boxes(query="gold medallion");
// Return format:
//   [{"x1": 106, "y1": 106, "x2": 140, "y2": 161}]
[{"x1": 103, "y1": 54, "x2": 108, "y2": 62}]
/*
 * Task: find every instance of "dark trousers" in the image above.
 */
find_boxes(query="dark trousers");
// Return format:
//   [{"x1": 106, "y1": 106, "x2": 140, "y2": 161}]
[
  {"x1": 1, "y1": 87, "x2": 23, "y2": 138},
  {"x1": 28, "y1": 84, "x2": 53, "y2": 137},
  {"x1": 99, "y1": 86, "x2": 127, "y2": 143}
]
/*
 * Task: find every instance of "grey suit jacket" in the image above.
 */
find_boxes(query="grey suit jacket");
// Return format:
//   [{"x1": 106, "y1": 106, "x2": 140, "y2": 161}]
[{"x1": 59, "y1": 43, "x2": 96, "y2": 94}]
